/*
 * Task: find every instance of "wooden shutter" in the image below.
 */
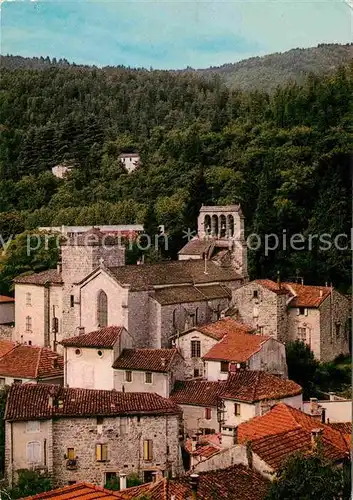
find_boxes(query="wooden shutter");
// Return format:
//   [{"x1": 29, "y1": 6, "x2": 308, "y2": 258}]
[
  {"x1": 143, "y1": 440, "x2": 153, "y2": 461},
  {"x1": 67, "y1": 447, "x2": 75, "y2": 460}
]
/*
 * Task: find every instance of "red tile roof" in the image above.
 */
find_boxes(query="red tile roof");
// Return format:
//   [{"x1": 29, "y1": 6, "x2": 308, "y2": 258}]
[
  {"x1": 5, "y1": 383, "x2": 181, "y2": 421},
  {"x1": 112, "y1": 348, "x2": 181, "y2": 372},
  {"x1": 171, "y1": 372, "x2": 302, "y2": 406},
  {"x1": 0, "y1": 295, "x2": 14, "y2": 303},
  {"x1": 61, "y1": 326, "x2": 123, "y2": 348},
  {"x1": 255, "y1": 279, "x2": 289, "y2": 295},
  {"x1": 202, "y1": 327, "x2": 271, "y2": 362},
  {"x1": 170, "y1": 380, "x2": 226, "y2": 406},
  {"x1": 185, "y1": 433, "x2": 222, "y2": 460},
  {"x1": 14, "y1": 269, "x2": 63, "y2": 285},
  {"x1": 0, "y1": 340, "x2": 16, "y2": 358},
  {"x1": 238, "y1": 403, "x2": 350, "y2": 469},
  {"x1": 196, "y1": 317, "x2": 254, "y2": 341},
  {"x1": 20, "y1": 482, "x2": 122, "y2": 499},
  {"x1": 0, "y1": 344, "x2": 63, "y2": 380},
  {"x1": 118, "y1": 464, "x2": 269, "y2": 500},
  {"x1": 178, "y1": 238, "x2": 214, "y2": 256},
  {"x1": 283, "y1": 282, "x2": 333, "y2": 307},
  {"x1": 328, "y1": 422, "x2": 352, "y2": 435},
  {"x1": 223, "y1": 371, "x2": 302, "y2": 402}
]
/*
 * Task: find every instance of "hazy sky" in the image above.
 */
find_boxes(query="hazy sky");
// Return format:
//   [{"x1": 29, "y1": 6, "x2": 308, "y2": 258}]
[{"x1": 1, "y1": 0, "x2": 351, "y2": 69}]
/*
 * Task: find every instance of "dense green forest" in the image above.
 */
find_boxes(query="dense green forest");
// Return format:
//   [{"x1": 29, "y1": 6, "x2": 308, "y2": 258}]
[
  {"x1": 0, "y1": 53, "x2": 352, "y2": 293},
  {"x1": 196, "y1": 43, "x2": 353, "y2": 91}
]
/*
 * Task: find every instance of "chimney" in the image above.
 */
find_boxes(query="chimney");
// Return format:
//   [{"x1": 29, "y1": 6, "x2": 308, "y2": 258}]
[
  {"x1": 301, "y1": 278, "x2": 304, "y2": 285},
  {"x1": 321, "y1": 407, "x2": 326, "y2": 424},
  {"x1": 119, "y1": 472, "x2": 127, "y2": 490},
  {"x1": 190, "y1": 474, "x2": 199, "y2": 500},
  {"x1": 161, "y1": 357, "x2": 166, "y2": 369},
  {"x1": 329, "y1": 392, "x2": 336, "y2": 401},
  {"x1": 309, "y1": 397, "x2": 319, "y2": 415},
  {"x1": 277, "y1": 271, "x2": 281, "y2": 289},
  {"x1": 77, "y1": 326, "x2": 85, "y2": 336},
  {"x1": 311, "y1": 428, "x2": 323, "y2": 451},
  {"x1": 320, "y1": 290, "x2": 323, "y2": 297}
]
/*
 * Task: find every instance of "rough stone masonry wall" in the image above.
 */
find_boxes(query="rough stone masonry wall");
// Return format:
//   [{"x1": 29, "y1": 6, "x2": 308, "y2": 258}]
[
  {"x1": 319, "y1": 290, "x2": 351, "y2": 362},
  {"x1": 232, "y1": 282, "x2": 281, "y2": 338},
  {"x1": 52, "y1": 414, "x2": 183, "y2": 487}
]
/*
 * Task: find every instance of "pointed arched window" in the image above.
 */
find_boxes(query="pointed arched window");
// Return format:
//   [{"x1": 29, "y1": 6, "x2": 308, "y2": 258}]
[{"x1": 97, "y1": 290, "x2": 108, "y2": 328}]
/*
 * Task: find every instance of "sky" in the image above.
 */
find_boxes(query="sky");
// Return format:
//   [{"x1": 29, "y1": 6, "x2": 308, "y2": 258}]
[{"x1": 0, "y1": 0, "x2": 352, "y2": 69}]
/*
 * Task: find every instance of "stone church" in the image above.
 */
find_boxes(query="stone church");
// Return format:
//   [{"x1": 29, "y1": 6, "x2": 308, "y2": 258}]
[{"x1": 14, "y1": 205, "x2": 247, "y2": 350}]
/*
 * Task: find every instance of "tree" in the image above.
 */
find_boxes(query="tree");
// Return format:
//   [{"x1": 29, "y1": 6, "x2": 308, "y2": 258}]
[
  {"x1": 266, "y1": 451, "x2": 351, "y2": 500},
  {"x1": 285, "y1": 341, "x2": 319, "y2": 399},
  {"x1": 6, "y1": 469, "x2": 53, "y2": 499}
]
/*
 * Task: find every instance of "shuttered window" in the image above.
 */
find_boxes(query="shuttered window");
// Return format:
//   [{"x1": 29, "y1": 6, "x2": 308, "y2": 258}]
[
  {"x1": 96, "y1": 444, "x2": 108, "y2": 462},
  {"x1": 143, "y1": 440, "x2": 153, "y2": 461},
  {"x1": 27, "y1": 441, "x2": 41, "y2": 464},
  {"x1": 205, "y1": 408, "x2": 212, "y2": 420},
  {"x1": 191, "y1": 340, "x2": 201, "y2": 358}
]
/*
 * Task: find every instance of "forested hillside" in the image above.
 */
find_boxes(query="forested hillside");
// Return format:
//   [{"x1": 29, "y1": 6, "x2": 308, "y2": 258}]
[
  {"x1": 196, "y1": 43, "x2": 353, "y2": 91},
  {"x1": 0, "y1": 56, "x2": 352, "y2": 292}
]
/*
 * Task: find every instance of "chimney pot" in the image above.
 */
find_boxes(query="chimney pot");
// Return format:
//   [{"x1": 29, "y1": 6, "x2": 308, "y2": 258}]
[
  {"x1": 119, "y1": 472, "x2": 127, "y2": 490},
  {"x1": 161, "y1": 357, "x2": 166, "y2": 368},
  {"x1": 77, "y1": 326, "x2": 85, "y2": 336},
  {"x1": 311, "y1": 428, "x2": 323, "y2": 450},
  {"x1": 190, "y1": 473, "x2": 199, "y2": 492}
]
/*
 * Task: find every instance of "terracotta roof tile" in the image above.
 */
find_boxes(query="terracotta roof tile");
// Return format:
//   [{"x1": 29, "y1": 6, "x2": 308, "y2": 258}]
[
  {"x1": 14, "y1": 269, "x2": 63, "y2": 285},
  {"x1": 222, "y1": 371, "x2": 302, "y2": 402},
  {"x1": 238, "y1": 403, "x2": 350, "y2": 468},
  {"x1": 283, "y1": 282, "x2": 333, "y2": 307},
  {"x1": 0, "y1": 295, "x2": 14, "y2": 303},
  {"x1": 255, "y1": 279, "x2": 289, "y2": 295},
  {"x1": 5, "y1": 384, "x2": 181, "y2": 421},
  {"x1": 125, "y1": 464, "x2": 269, "y2": 500},
  {"x1": 328, "y1": 422, "x2": 352, "y2": 434},
  {"x1": 196, "y1": 317, "x2": 253, "y2": 341},
  {"x1": 170, "y1": 380, "x2": 226, "y2": 406},
  {"x1": 20, "y1": 482, "x2": 122, "y2": 499},
  {"x1": 61, "y1": 326, "x2": 123, "y2": 348},
  {"x1": 0, "y1": 344, "x2": 63, "y2": 380},
  {"x1": 113, "y1": 348, "x2": 179, "y2": 372},
  {"x1": 0, "y1": 340, "x2": 16, "y2": 358},
  {"x1": 107, "y1": 260, "x2": 242, "y2": 292},
  {"x1": 171, "y1": 372, "x2": 302, "y2": 406},
  {"x1": 202, "y1": 323, "x2": 270, "y2": 362},
  {"x1": 185, "y1": 433, "x2": 222, "y2": 459}
]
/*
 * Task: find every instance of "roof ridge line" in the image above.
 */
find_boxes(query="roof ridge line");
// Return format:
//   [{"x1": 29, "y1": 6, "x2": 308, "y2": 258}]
[{"x1": 34, "y1": 346, "x2": 43, "y2": 379}]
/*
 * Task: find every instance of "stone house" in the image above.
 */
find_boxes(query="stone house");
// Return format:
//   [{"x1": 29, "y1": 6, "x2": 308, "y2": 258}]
[
  {"x1": 173, "y1": 318, "x2": 250, "y2": 379},
  {"x1": 232, "y1": 279, "x2": 351, "y2": 361},
  {"x1": 5, "y1": 384, "x2": 183, "y2": 488},
  {"x1": 202, "y1": 320, "x2": 287, "y2": 381},
  {"x1": 113, "y1": 348, "x2": 185, "y2": 398},
  {"x1": 170, "y1": 370, "x2": 302, "y2": 437},
  {"x1": 0, "y1": 295, "x2": 15, "y2": 325},
  {"x1": 61, "y1": 326, "x2": 134, "y2": 390},
  {"x1": 118, "y1": 153, "x2": 140, "y2": 174},
  {"x1": 13, "y1": 209, "x2": 245, "y2": 350},
  {"x1": 237, "y1": 403, "x2": 351, "y2": 476},
  {"x1": 0, "y1": 341, "x2": 63, "y2": 387}
]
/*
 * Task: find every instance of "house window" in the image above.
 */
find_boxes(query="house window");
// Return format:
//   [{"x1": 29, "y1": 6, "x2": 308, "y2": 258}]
[
  {"x1": 220, "y1": 361, "x2": 229, "y2": 373},
  {"x1": 14, "y1": 379, "x2": 22, "y2": 384},
  {"x1": 26, "y1": 421, "x2": 40, "y2": 433},
  {"x1": 70, "y1": 295, "x2": 75, "y2": 308},
  {"x1": 26, "y1": 292, "x2": 31, "y2": 306},
  {"x1": 258, "y1": 326, "x2": 264, "y2": 335},
  {"x1": 253, "y1": 306, "x2": 259, "y2": 319},
  {"x1": 96, "y1": 443, "x2": 108, "y2": 462},
  {"x1": 193, "y1": 368, "x2": 200, "y2": 378},
  {"x1": 253, "y1": 290, "x2": 258, "y2": 299},
  {"x1": 75, "y1": 348, "x2": 82, "y2": 356},
  {"x1": 205, "y1": 408, "x2": 212, "y2": 420},
  {"x1": 145, "y1": 372, "x2": 152, "y2": 384},
  {"x1": 190, "y1": 313, "x2": 196, "y2": 327},
  {"x1": 27, "y1": 441, "x2": 41, "y2": 464},
  {"x1": 97, "y1": 290, "x2": 108, "y2": 328},
  {"x1": 25, "y1": 316, "x2": 32, "y2": 332},
  {"x1": 335, "y1": 322, "x2": 341, "y2": 338},
  {"x1": 143, "y1": 440, "x2": 153, "y2": 461},
  {"x1": 195, "y1": 308, "x2": 199, "y2": 324},
  {"x1": 191, "y1": 340, "x2": 201, "y2": 358},
  {"x1": 298, "y1": 307, "x2": 307, "y2": 315},
  {"x1": 125, "y1": 371, "x2": 132, "y2": 382},
  {"x1": 172, "y1": 309, "x2": 177, "y2": 329},
  {"x1": 67, "y1": 447, "x2": 75, "y2": 460},
  {"x1": 297, "y1": 327, "x2": 306, "y2": 341},
  {"x1": 234, "y1": 403, "x2": 241, "y2": 416},
  {"x1": 105, "y1": 472, "x2": 117, "y2": 486}
]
